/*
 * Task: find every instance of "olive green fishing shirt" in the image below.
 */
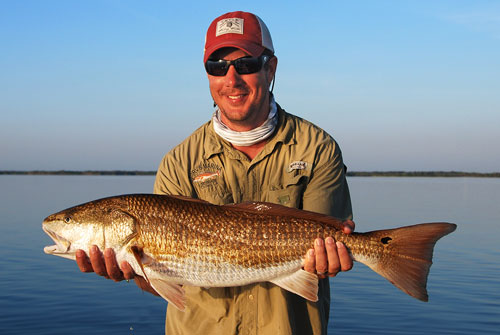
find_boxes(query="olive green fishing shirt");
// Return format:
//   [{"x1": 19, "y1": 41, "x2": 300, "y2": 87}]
[{"x1": 153, "y1": 104, "x2": 352, "y2": 335}]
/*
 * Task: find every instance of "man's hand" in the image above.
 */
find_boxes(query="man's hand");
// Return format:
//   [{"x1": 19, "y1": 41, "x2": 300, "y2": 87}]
[
  {"x1": 75, "y1": 246, "x2": 159, "y2": 296},
  {"x1": 303, "y1": 220, "x2": 355, "y2": 278}
]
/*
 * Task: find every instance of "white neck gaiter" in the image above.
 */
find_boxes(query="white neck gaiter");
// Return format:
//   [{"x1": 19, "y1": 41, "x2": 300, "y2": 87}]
[{"x1": 212, "y1": 97, "x2": 278, "y2": 147}]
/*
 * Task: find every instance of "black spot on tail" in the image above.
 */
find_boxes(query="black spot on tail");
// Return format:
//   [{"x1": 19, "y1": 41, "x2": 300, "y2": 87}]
[{"x1": 381, "y1": 237, "x2": 392, "y2": 244}]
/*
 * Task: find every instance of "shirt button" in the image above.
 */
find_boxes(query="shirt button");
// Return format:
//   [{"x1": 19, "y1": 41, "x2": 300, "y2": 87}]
[{"x1": 248, "y1": 294, "x2": 254, "y2": 301}]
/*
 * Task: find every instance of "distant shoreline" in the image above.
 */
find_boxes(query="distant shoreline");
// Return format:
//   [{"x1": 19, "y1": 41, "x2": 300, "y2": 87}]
[{"x1": 1, "y1": 170, "x2": 499, "y2": 178}]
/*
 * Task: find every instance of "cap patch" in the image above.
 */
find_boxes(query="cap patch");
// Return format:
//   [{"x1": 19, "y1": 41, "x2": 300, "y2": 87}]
[{"x1": 216, "y1": 18, "x2": 244, "y2": 36}]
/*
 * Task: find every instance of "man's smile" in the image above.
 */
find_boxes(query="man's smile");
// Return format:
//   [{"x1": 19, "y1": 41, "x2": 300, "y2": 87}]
[{"x1": 224, "y1": 92, "x2": 249, "y2": 104}]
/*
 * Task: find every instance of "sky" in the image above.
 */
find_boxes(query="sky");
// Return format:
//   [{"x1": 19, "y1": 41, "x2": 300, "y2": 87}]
[{"x1": 1, "y1": 0, "x2": 499, "y2": 172}]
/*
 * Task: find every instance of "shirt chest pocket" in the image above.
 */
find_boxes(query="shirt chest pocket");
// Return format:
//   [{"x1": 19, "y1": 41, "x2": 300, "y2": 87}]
[
  {"x1": 267, "y1": 171, "x2": 310, "y2": 208},
  {"x1": 192, "y1": 174, "x2": 233, "y2": 205}
]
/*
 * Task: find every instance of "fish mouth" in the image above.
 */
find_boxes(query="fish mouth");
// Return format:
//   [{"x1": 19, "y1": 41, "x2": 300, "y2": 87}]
[{"x1": 43, "y1": 226, "x2": 72, "y2": 255}]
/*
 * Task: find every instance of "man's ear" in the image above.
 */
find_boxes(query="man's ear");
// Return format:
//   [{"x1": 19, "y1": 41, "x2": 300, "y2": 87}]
[{"x1": 266, "y1": 56, "x2": 278, "y2": 85}]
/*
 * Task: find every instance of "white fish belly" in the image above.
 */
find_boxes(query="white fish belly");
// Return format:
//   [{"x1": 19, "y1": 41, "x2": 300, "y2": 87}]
[{"x1": 144, "y1": 255, "x2": 304, "y2": 287}]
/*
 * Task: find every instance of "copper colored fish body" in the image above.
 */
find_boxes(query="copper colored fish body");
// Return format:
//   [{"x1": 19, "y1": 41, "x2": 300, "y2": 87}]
[{"x1": 43, "y1": 194, "x2": 456, "y2": 310}]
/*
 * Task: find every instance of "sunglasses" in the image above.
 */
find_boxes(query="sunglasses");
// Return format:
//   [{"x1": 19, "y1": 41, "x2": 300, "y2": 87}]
[{"x1": 205, "y1": 55, "x2": 270, "y2": 76}]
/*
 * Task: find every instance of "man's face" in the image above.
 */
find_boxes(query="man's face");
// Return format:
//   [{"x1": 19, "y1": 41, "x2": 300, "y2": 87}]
[{"x1": 207, "y1": 48, "x2": 277, "y2": 131}]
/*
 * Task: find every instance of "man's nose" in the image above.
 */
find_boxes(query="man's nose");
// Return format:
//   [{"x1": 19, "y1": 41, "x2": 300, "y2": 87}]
[{"x1": 223, "y1": 65, "x2": 242, "y2": 85}]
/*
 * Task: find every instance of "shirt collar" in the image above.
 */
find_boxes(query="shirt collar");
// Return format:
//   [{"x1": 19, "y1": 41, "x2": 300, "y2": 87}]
[{"x1": 203, "y1": 102, "x2": 296, "y2": 160}]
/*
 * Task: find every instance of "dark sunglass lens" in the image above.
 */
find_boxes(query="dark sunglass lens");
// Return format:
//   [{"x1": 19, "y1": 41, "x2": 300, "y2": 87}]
[
  {"x1": 205, "y1": 60, "x2": 229, "y2": 76},
  {"x1": 205, "y1": 56, "x2": 268, "y2": 76},
  {"x1": 234, "y1": 57, "x2": 262, "y2": 74}
]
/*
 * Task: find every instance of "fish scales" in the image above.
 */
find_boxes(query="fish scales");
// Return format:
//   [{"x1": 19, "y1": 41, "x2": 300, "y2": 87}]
[
  {"x1": 43, "y1": 193, "x2": 456, "y2": 309},
  {"x1": 128, "y1": 195, "x2": 320, "y2": 269},
  {"x1": 116, "y1": 196, "x2": 302, "y2": 286}
]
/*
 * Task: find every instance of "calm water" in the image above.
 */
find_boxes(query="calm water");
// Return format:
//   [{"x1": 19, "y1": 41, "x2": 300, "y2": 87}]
[{"x1": 0, "y1": 175, "x2": 498, "y2": 334}]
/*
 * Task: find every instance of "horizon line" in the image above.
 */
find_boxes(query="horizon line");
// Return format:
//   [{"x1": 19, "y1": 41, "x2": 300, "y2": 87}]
[{"x1": 1, "y1": 170, "x2": 499, "y2": 178}]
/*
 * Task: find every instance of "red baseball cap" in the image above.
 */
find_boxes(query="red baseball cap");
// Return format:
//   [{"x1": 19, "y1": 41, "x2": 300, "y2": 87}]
[{"x1": 204, "y1": 11, "x2": 274, "y2": 63}]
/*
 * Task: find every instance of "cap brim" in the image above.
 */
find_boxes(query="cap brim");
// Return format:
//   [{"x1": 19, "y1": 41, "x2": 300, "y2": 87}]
[{"x1": 204, "y1": 41, "x2": 265, "y2": 63}]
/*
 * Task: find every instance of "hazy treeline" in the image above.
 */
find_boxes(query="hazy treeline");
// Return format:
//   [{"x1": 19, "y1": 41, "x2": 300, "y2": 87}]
[
  {"x1": 346, "y1": 171, "x2": 500, "y2": 178},
  {"x1": 0, "y1": 170, "x2": 156, "y2": 176}
]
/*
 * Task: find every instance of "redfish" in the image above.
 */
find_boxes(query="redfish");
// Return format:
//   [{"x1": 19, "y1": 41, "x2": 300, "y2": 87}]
[{"x1": 43, "y1": 194, "x2": 456, "y2": 310}]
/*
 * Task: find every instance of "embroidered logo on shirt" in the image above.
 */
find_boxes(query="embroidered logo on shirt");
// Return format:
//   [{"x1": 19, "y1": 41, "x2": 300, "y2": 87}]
[
  {"x1": 191, "y1": 163, "x2": 222, "y2": 188},
  {"x1": 287, "y1": 161, "x2": 309, "y2": 173},
  {"x1": 193, "y1": 171, "x2": 220, "y2": 183},
  {"x1": 216, "y1": 18, "x2": 244, "y2": 36}
]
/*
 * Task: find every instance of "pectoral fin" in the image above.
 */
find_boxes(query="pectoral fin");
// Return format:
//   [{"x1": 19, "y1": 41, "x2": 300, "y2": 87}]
[
  {"x1": 129, "y1": 246, "x2": 186, "y2": 310},
  {"x1": 130, "y1": 246, "x2": 154, "y2": 282},
  {"x1": 270, "y1": 269, "x2": 319, "y2": 302}
]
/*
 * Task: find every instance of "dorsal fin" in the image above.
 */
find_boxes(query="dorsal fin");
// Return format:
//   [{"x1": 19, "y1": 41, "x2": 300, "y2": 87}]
[
  {"x1": 167, "y1": 194, "x2": 213, "y2": 205},
  {"x1": 167, "y1": 194, "x2": 346, "y2": 230},
  {"x1": 224, "y1": 201, "x2": 345, "y2": 230}
]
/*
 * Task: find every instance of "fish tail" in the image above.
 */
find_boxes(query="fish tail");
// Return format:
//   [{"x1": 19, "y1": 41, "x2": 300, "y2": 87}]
[{"x1": 353, "y1": 222, "x2": 456, "y2": 302}]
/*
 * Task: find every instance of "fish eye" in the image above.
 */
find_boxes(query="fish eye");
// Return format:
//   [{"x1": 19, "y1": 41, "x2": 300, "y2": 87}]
[{"x1": 64, "y1": 216, "x2": 71, "y2": 223}]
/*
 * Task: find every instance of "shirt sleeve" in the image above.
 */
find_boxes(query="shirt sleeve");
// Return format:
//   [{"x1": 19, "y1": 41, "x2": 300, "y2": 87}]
[
  {"x1": 153, "y1": 152, "x2": 194, "y2": 197},
  {"x1": 301, "y1": 141, "x2": 353, "y2": 220}
]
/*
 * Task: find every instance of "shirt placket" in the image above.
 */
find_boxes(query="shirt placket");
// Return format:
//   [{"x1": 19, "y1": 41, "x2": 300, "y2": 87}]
[{"x1": 222, "y1": 149, "x2": 264, "y2": 335}]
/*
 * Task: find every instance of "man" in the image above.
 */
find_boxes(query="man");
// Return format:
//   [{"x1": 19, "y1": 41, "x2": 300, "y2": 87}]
[{"x1": 76, "y1": 11, "x2": 354, "y2": 334}]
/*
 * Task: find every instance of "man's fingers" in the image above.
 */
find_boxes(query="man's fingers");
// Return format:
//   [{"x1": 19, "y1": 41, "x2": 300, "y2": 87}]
[
  {"x1": 104, "y1": 248, "x2": 124, "y2": 281},
  {"x1": 76, "y1": 249, "x2": 93, "y2": 273},
  {"x1": 89, "y1": 245, "x2": 108, "y2": 277},
  {"x1": 314, "y1": 238, "x2": 328, "y2": 277},
  {"x1": 325, "y1": 237, "x2": 341, "y2": 276},
  {"x1": 337, "y1": 241, "x2": 353, "y2": 272},
  {"x1": 304, "y1": 238, "x2": 353, "y2": 278},
  {"x1": 76, "y1": 246, "x2": 149, "y2": 292},
  {"x1": 342, "y1": 220, "x2": 355, "y2": 234},
  {"x1": 303, "y1": 249, "x2": 316, "y2": 273},
  {"x1": 120, "y1": 261, "x2": 135, "y2": 281}
]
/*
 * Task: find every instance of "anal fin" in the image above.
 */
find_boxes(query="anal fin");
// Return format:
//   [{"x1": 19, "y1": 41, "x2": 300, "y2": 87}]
[
  {"x1": 270, "y1": 269, "x2": 319, "y2": 302},
  {"x1": 149, "y1": 278, "x2": 186, "y2": 311}
]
